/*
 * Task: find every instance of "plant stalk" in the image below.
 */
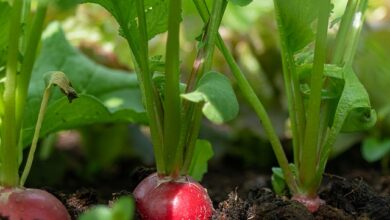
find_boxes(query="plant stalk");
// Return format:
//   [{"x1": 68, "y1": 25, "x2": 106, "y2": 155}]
[
  {"x1": 1, "y1": 0, "x2": 24, "y2": 187},
  {"x1": 299, "y1": 0, "x2": 331, "y2": 196},
  {"x1": 332, "y1": 0, "x2": 358, "y2": 66},
  {"x1": 273, "y1": 0, "x2": 306, "y2": 167},
  {"x1": 16, "y1": 3, "x2": 48, "y2": 145},
  {"x1": 181, "y1": 0, "x2": 224, "y2": 173},
  {"x1": 20, "y1": 84, "x2": 51, "y2": 186},
  {"x1": 343, "y1": 0, "x2": 368, "y2": 66},
  {"x1": 133, "y1": 0, "x2": 166, "y2": 174},
  {"x1": 312, "y1": 0, "x2": 369, "y2": 192},
  {"x1": 191, "y1": 0, "x2": 299, "y2": 194},
  {"x1": 164, "y1": 0, "x2": 182, "y2": 177}
]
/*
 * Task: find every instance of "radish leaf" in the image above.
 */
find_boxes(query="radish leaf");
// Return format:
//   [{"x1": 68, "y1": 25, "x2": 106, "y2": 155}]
[
  {"x1": 22, "y1": 23, "x2": 146, "y2": 147},
  {"x1": 79, "y1": 196, "x2": 134, "y2": 220},
  {"x1": 322, "y1": 67, "x2": 376, "y2": 158},
  {"x1": 362, "y1": 138, "x2": 390, "y2": 162},
  {"x1": 188, "y1": 139, "x2": 214, "y2": 181},
  {"x1": 181, "y1": 71, "x2": 239, "y2": 124},
  {"x1": 274, "y1": 0, "x2": 318, "y2": 53},
  {"x1": 83, "y1": 0, "x2": 169, "y2": 40}
]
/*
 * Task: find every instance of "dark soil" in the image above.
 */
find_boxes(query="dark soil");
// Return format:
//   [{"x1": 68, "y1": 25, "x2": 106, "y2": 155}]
[
  {"x1": 43, "y1": 164, "x2": 390, "y2": 220},
  {"x1": 212, "y1": 174, "x2": 390, "y2": 220},
  {"x1": 28, "y1": 136, "x2": 390, "y2": 219}
]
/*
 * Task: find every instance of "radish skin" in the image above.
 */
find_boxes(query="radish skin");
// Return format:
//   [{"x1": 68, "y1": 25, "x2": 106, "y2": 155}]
[
  {"x1": 292, "y1": 194, "x2": 325, "y2": 213},
  {"x1": 0, "y1": 187, "x2": 70, "y2": 220},
  {"x1": 133, "y1": 173, "x2": 213, "y2": 220}
]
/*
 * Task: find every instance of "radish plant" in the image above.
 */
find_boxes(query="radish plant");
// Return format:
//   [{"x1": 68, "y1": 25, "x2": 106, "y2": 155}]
[
  {"x1": 0, "y1": 0, "x2": 146, "y2": 218},
  {"x1": 80, "y1": 0, "x2": 243, "y2": 219},
  {"x1": 192, "y1": 0, "x2": 376, "y2": 213},
  {"x1": 0, "y1": 1, "x2": 71, "y2": 219}
]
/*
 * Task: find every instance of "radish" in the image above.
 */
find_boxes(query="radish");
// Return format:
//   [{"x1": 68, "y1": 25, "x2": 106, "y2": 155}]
[
  {"x1": 133, "y1": 173, "x2": 213, "y2": 220},
  {"x1": 0, "y1": 187, "x2": 70, "y2": 220},
  {"x1": 292, "y1": 195, "x2": 325, "y2": 213}
]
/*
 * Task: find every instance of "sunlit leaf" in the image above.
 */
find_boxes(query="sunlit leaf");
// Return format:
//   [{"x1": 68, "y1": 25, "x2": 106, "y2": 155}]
[
  {"x1": 274, "y1": 0, "x2": 318, "y2": 53},
  {"x1": 181, "y1": 71, "x2": 239, "y2": 124},
  {"x1": 22, "y1": 23, "x2": 146, "y2": 147},
  {"x1": 83, "y1": 0, "x2": 169, "y2": 40}
]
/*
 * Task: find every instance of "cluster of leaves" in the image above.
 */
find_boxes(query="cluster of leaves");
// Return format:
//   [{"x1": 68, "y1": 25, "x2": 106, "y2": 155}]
[{"x1": 271, "y1": 0, "x2": 376, "y2": 196}]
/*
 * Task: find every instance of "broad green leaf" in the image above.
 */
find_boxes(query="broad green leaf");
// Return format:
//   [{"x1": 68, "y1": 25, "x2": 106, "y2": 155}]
[
  {"x1": 323, "y1": 67, "x2": 376, "y2": 155},
  {"x1": 188, "y1": 139, "x2": 214, "y2": 181},
  {"x1": 0, "y1": 1, "x2": 11, "y2": 71},
  {"x1": 274, "y1": 0, "x2": 318, "y2": 52},
  {"x1": 298, "y1": 64, "x2": 344, "y2": 100},
  {"x1": 337, "y1": 68, "x2": 377, "y2": 132},
  {"x1": 83, "y1": 0, "x2": 168, "y2": 40},
  {"x1": 79, "y1": 196, "x2": 134, "y2": 220},
  {"x1": 22, "y1": 23, "x2": 146, "y2": 147},
  {"x1": 181, "y1": 71, "x2": 239, "y2": 124},
  {"x1": 229, "y1": 0, "x2": 252, "y2": 7},
  {"x1": 362, "y1": 138, "x2": 390, "y2": 162}
]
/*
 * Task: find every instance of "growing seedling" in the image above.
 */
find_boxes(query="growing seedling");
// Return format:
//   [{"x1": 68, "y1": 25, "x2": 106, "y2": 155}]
[
  {"x1": 192, "y1": 0, "x2": 376, "y2": 213},
  {"x1": 0, "y1": 1, "x2": 71, "y2": 219},
  {"x1": 81, "y1": 0, "x2": 242, "y2": 219}
]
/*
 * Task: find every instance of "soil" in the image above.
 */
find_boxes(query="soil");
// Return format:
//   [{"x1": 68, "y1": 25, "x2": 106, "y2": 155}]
[
  {"x1": 41, "y1": 160, "x2": 390, "y2": 220},
  {"x1": 25, "y1": 135, "x2": 390, "y2": 220}
]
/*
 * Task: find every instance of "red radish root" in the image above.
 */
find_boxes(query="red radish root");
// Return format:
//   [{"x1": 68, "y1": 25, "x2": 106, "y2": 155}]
[
  {"x1": 0, "y1": 187, "x2": 70, "y2": 220},
  {"x1": 133, "y1": 173, "x2": 213, "y2": 220},
  {"x1": 292, "y1": 194, "x2": 325, "y2": 213}
]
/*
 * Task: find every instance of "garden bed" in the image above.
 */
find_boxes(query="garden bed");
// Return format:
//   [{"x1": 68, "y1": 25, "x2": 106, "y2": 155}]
[{"x1": 40, "y1": 150, "x2": 390, "y2": 220}]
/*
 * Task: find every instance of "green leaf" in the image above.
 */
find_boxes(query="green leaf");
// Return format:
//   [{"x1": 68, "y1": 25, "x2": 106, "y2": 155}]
[
  {"x1": 362, "y1": 138, "x2": 390, "y2": 162},
  {"x1": 274, "y1": 0, "x2": 318, "y2": 52},
  {"x1": 79, "y1": 196, "x2": 134, "y2": 220},
  {"x1": 298, "y1": 64, "x2": 344, "y2": 100},
  {"x1": 229, "y1": 0, "x2": 252, "y2": 7},
  {"x1": 324, "y1": 67, "x2": 376, "y2": 151},
  {"x1": 188, "y1": 139, "x2": 214, "y2": 181},
  {"x1": 83, "y1": 0, "x2": 169, "y2": 40},
  {"x1": 336, "y1": 68, "x2": 377, "y2": 133},
  {"x1": 271, "y1": 164, "x2": 297, "y2": 196},
  {"x1": 181, "y1": 71, "x2": 239, "y2": 124},
  {"x1": 22, "y1": 23, "x2": 146, "y2": 147}
]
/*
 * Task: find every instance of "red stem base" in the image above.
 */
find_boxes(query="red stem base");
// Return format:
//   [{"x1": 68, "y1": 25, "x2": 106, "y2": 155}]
[{"x1": 292, "y1": 194, "x2": 325, "y2": 213}]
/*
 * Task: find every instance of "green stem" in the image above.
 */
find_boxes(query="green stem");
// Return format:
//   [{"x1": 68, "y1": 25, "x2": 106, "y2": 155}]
[
  {"x1": 343, "y1": 0, "x2": 368, "y2": 66},
  {"x1": 332, "y1": 0, "x2": 358, "y2": 65},
  {"x1": 20, "y1": 84, "x2": 51, "y2": 186},
  {"x1": 220, "y1": 40, "x2": 299, "y2": 194},
  {"x1": 1, "y1": 0, "x2": 23, "y2": 187},
  {"x1": 191, "y1": 0, "x2": 298, "y2": 194},
  {"x1": 273, "y1": 0, "x2": 305, "y2": 167},
  {"x1": 134, "y1": 0, "x2": 165, "y2": 174},
  {"x1": 312, "y1": 0, "x2": 369, "y2": 192},
  {"x1": 164, "y1": 0, "x2": 182, "y2": 177},
  {"x1": 20, "y1": 0, "x2": 31, "y2": 53},
  {"x1": 16, "y1": 3, "x2": 48, "y2": 145},
  {"x1": 299, "y1": 0, "x2": 331, "y2": 196},
  {"x1": 20, "y1": 71, "x2": 77, "y2": 186},
  {"x1": 181, "y1": 0, "x2": 224, "y2": 173}
]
